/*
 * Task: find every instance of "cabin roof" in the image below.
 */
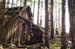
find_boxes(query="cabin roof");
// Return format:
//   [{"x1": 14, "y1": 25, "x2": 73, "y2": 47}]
[{"x1": 5, "y1": 7, "x2": 23, "y2": 15}]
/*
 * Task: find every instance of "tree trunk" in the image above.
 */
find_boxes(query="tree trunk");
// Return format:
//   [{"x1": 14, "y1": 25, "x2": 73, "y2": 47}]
[
  {"x1": 37, "y1": 0, "x2": 40, "y2": 26},
  {"x1": 33, "y1": 0, "x2": 35, "y2": 17},
  {"x1": 68, "y1": 0, "x2": 75, "y2": 49},
  {"x1": 24, "y1": 0, "x2": 27, "y2": 6},
  {"x1": 45, "y1": 0, "x2": 50, "y2": 48},
  {"x1": 61, "y1": 0, "x2": 67, "y2": 49},
  {"x1": 0, "y1": 0, "x2": 5, "y2": 49},
  {"x1": 50, "y1": 0, "x2": 54, "y2": 40}
]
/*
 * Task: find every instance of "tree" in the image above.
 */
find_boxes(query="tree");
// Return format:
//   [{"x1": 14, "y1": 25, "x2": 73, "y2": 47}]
[
  {"x1": 68, "y1": 0, "x2": 75, "y2": 49},
  {"x1": 37, "y1": 0, "x2": 40, "y2": 26},
  {"x1": 0, "y1": 0, "x2": 5, "y2": 49},
  {"x1": 61, "y1": 0, "x2": 67, "y2": 49},
  {"x1": 50, "y1": 0, "x2": 54, "y2": 40},
  {"x1": 45, "y1": 0, "x2": 50, "y2": 48},
  {"x1": 24, "y1": 0, "x2": 27, "y2": 6}
]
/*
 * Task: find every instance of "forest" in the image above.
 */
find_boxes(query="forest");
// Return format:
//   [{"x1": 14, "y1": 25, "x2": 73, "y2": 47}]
[{"x1": 0, "y1": 0, "x2": 75, "y2": 49}]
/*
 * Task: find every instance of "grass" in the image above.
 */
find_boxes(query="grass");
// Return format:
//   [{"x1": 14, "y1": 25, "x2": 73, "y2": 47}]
[{"x1": 50, "y1": 39, "x2": 70, "y2": 49}]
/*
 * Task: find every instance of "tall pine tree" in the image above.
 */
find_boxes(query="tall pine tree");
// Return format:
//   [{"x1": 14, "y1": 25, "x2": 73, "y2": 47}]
[
  {"x1": 68, "y1": 0, "x2": 75, "y2": 49},
  {"x1": 45, "y1": 0, "x2": 50, "y2": 48},
  {"x1": 50, "y1": 0, "x2": 54, "y2": 40},
  {"x1": 61, "y1": 0, "x2": 67, "y2": 49}
]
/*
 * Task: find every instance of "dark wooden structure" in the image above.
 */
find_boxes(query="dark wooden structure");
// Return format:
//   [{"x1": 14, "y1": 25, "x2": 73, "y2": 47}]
[
  {"x1": 0, "y1": 0, "x2": 49, "y2": 49},
  {"x1": 2, "y1": 7, "x2": 46, "y2": 48}
]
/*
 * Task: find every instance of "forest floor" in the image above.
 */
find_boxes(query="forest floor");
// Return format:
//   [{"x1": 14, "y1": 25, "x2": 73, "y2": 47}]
[
  {"x1": 50, "y1": 37, "x2": 70, "y2": 49},
  {"x1": 3, "y1": 42, "x2": 70, "y2": 49},
  {"x1": 2, "y1": 37, "x2": 70, "y2": 49}
]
